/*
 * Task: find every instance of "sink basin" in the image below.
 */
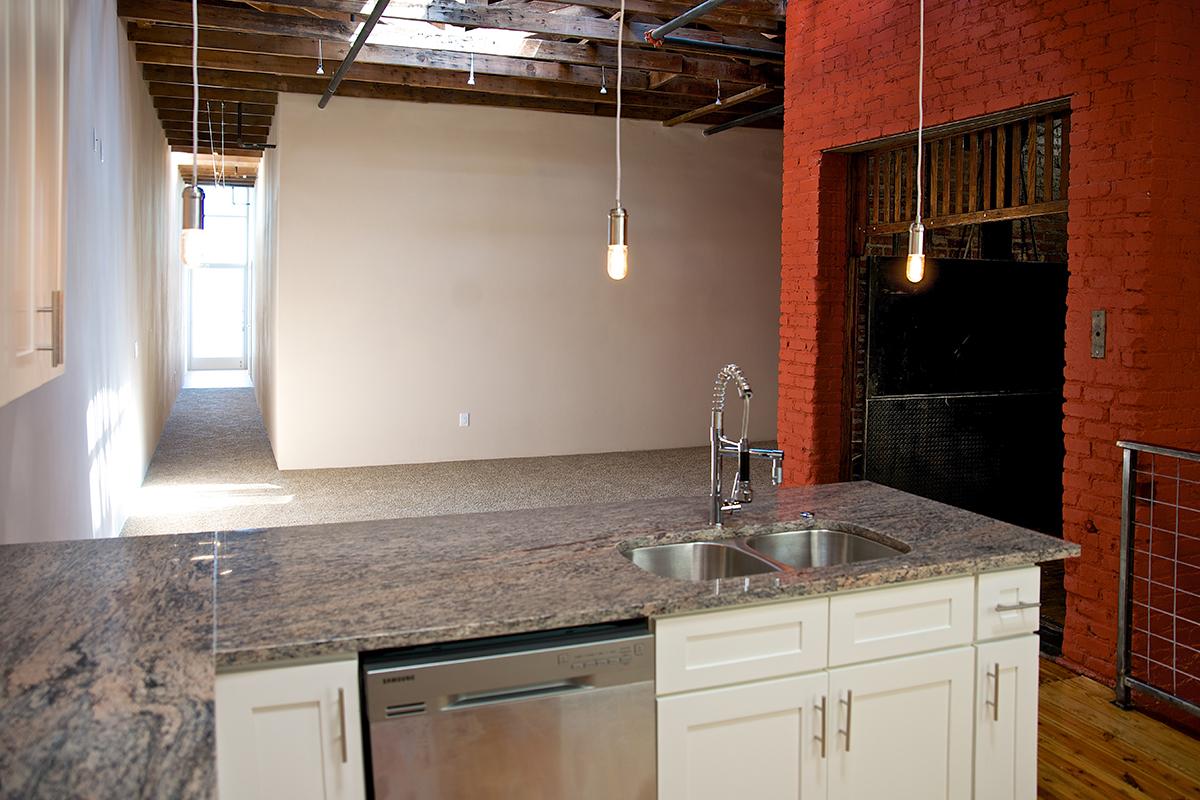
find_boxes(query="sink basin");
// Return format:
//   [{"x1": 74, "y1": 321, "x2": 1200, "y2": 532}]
[
  {"x1": 625, "y1": 541, "x2": 779, "y2": 581},
  {"x1": 745, "y1": 528, "x2": 905, "y2": 569}
]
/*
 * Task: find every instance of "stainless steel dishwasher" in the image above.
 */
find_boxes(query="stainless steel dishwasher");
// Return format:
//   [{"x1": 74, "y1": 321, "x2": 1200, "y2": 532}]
[{"x1": 361, "y1": 620, "x2": 655, "y2": 800}]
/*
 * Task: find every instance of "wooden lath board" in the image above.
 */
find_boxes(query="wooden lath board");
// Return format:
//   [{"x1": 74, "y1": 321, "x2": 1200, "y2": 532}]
[{"x1": 865, "y1": 110, "x2": 1070, "y2": 234}]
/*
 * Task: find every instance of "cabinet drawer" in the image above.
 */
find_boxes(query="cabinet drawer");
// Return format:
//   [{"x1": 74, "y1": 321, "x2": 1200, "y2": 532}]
[
  {"x1": 977, "y1": 568, "x2": 1041, "y2": 640},
  {"x1": 828, "y1": 577, "x2": 974, "y2": 666},
  {"x1": 655, "y1": 597, "x2": 829, "y2": 694}
]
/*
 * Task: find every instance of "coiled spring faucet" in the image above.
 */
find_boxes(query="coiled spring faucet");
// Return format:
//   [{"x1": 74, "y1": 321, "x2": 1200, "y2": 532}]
[{"x1": 710, "y1": 364, "x2": 785, "y2": 526}]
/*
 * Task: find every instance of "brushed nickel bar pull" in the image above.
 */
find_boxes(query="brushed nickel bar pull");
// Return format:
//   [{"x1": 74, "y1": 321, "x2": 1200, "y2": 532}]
[
  {"x1": 989, "y1": 663, "x2": 1001, "y2": 722},
  {"x1": 840, "y1": 690, "x2": 853, "y2": 752},
  {"x1": 35, "y1": 290, "x2": 64, "y2": 367},
  {"x1": 337, "y1": 687, "x2": 348, "y2": 763},
  {"x1": 814, "y1": 695, "x2": 827, "y2": 758},
  {"x1": 995, "y1": 600, "x2": 1040, "y2": 612}
]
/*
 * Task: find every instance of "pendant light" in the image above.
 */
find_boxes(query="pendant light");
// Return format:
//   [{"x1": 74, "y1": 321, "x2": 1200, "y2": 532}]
[
  {"x1": 316, "y1": 39, "x2": 325, "y2": 75},
  {"x1": 606, "y1": 0, "x2": 629, "y2": 281},
  {"x1": 906, "y1": 0, "x2": 926, "y2": 284},
  {"x1": 180, "y1": 0, "x2": 205, "y2": 269}
]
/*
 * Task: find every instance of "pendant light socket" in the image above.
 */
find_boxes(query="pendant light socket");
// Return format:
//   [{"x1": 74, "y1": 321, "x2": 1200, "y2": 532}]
[
  {"x1": 607, "y1": 206, "x2": 628, "y2": 280},
  {"x1": 906, "y1": 220, "x2": 925, "y2": 283},
  {"x1": 181, "y1": 184, "x2": 206, "y2": 268}
]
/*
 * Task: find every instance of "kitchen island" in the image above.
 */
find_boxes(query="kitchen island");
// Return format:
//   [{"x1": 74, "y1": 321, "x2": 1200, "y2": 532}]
[{"x1": 0, "y1": 481, "x2": 1078, "y2": 799}]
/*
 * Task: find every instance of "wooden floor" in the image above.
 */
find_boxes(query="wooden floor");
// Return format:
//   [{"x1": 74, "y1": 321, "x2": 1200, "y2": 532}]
[{"x1": 1039, "y1": 659, "x2": 1200, "y2": 798}]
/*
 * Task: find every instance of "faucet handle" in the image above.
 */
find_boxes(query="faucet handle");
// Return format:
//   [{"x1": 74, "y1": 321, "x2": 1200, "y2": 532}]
[{"x1": 771, "y1": 458, "x2": 784, "y2": 486}]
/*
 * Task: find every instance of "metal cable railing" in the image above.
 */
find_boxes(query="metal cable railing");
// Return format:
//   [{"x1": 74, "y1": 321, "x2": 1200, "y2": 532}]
[{"x1": 1115, "y1": 440, "x2": 1200, "y2": 717}]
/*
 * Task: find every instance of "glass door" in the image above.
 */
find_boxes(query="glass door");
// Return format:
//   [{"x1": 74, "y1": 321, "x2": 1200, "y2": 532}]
[{"x1": 188, "y1": 184, "x2": 250, "y2": 371}]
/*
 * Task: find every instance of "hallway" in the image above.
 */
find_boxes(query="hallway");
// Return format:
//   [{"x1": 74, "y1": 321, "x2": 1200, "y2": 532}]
[{"x1": 122, "y1": 388, "x2": 751, "y2": 536}]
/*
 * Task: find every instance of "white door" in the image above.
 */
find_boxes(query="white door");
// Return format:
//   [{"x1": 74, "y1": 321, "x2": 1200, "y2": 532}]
[
  {"x1": 216, "y1": 659, "x2": 366, "y2": 800},
  {"x1": 657, "y1": 672, "x2": 828, "y2": 799},
  {"x1": 974, "y1": 635, "x2": 1039, "y2": 800},
  {"x1": 827, "y1": 647, "x2": 974, "y2": 800}
]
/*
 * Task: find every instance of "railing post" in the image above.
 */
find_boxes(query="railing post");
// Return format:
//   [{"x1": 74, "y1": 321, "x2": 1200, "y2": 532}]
[{"x1": 1114, "y1": 445, "x2": 1136, "y2": 709}]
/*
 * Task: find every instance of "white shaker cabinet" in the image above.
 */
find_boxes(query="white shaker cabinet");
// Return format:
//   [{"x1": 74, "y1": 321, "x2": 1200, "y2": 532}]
[
  {"x1": 1, "y1": 0, "x2": 66, "y2": 407},
  {"x1": 974, "y1": 635, "x2": 1040, "y2": 800},
  {"x1": 216, "y1": 658, "x2": 366, "y2": 800},
  {"x1": 657, "y1": 672, "x2": 829, "y2": 799},
  {"x1": 826, "y1": 647, "x2": 975, "y2": 800}
]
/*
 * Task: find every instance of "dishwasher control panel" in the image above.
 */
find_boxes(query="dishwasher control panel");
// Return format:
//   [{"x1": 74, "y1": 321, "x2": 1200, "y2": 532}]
[{"x1": 362, "y1": 623, "x2": 654, "y2": 722}]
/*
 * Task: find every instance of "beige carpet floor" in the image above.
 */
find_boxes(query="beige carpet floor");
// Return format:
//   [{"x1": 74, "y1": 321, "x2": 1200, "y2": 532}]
[{"x1": 122, "y1": 388, "x2": 777, "y2": 536}]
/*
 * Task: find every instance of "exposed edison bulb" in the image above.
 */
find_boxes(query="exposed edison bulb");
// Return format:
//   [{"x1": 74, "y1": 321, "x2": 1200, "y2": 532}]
[
  {"x1": 906, "y1": 220, "x2": 925, "y2": 283},
  {"x1": 607, "y1": 206, "x2": 628, "y2": 281},
  {"x1": 607, "y1": 245, "x2": 628, "y2": 280},
  {"x1": 905, "y1": 253, "x2": 924, "y2": 283},
  {"x1": 180, "y1": 227, "x2": 207, "y2": 269}
]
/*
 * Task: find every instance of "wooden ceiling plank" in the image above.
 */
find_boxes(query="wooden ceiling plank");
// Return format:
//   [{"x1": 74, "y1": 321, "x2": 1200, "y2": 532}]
[
  {"x1": 148, "y1": 80, "x2": 278, "y2": 105},
  {"x1": 123, "y1": 18, "x2": 772, "y2": 83},
  {"x1": 134, "y1": 40, "x2": 651, "y2": 92},
  {"x1": 563, "y1": 0, "x2": 781, "y2": 29},
  {"x1": 375, "y1": 1, "x2": 783, "y2": 53},
  {"x1": 141, "y1": 61, "x2": 729, "y2": 112},
  {"x1": 159, "y1": 107, "x2": 274, "y2": 124},
  {"x1": 118, "y1": 0, "x2": 355, "y2": 39},
  {"x1": 661, "y1": 82, "x2": 774, "y2": 127},
  {"x1": 154, "y1": 96, "x2": 276, "y2": 116}
]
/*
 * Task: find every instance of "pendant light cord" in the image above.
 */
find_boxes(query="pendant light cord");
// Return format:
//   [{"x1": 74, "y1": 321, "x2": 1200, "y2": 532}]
[
  {"x1": 191, "y1": 0, "x2": 198, "y2": 186},
  {"x1": 615, "y1": 0, "x2": 625, "y2": 208},
  {"x1": 914, "y1": 0, "x2": 924, "y2": 226}
]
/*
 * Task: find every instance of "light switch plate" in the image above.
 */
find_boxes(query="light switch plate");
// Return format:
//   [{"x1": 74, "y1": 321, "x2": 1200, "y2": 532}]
[
  {"x1": 459, "y1": 412, "x2": 470, "y2": 427},
  {"x1": 1091, "y1": 310, "x2": 1106, "y2": 358}
]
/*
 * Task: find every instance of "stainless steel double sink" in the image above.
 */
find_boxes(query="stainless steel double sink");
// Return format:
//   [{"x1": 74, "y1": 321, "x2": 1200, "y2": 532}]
[{"x1": 624, "y1": 525, "x2": 908, "y2": 582}]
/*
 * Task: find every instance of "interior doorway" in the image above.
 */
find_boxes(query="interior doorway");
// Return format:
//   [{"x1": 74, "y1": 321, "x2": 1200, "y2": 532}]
[
  {"x1": 844, "y1": 104, "x2": 1072, "y2": 650},
  {"x1": 187, "y1": 184, "x2": 251, "y2": 372}
]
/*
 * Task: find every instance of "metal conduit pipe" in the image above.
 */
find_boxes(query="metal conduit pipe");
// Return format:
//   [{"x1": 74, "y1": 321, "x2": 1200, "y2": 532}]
[
  {"x1": 646, "y1": 0, "x2": 738, "y2": 44},
  {"x1": 702, "y1": 103, "x2": 783, "y2": 136},
  {"x1": 659, "y1": 34, "x2": 784, "y2": 62}
]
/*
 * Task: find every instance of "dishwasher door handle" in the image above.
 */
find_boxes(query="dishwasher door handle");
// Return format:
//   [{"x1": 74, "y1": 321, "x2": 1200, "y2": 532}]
[{"x1": 444, "y1": 680, "x2": 593, "y2": 710}]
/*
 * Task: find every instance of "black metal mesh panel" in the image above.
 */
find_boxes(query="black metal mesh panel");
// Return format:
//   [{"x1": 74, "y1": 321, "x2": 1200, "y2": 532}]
[{"x1": 864, "y1": 393, "x2": 1064, "y2": 535}]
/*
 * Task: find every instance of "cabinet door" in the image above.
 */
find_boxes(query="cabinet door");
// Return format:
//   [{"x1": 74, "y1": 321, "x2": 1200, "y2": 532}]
[
  {"x1": 658, "y1": 672, "x2": 828, "y2": 799},
  {"x1": 216, "y1": 659, "x2": 366, "y2": 800},
  {"x1": 0, "y1": 0, "x2": 65, "y2": 408},
  {"x1": 974, "y1": 635, "x2": 1039, "y2": 800},
  {"x1": 827, "y1": 647, "x2": 974, "y2": 800}
]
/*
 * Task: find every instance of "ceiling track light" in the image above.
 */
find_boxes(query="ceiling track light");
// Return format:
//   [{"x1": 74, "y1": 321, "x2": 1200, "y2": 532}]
[
  {"x1": 606, "y1": 0, "x2": 629, "y2": 281},
  {"x1": 180, "y1": 0, "x2": 205, "y2": 269},
  {"x1": 906, "y1": 0, "x2": 926, "y2": 284}
]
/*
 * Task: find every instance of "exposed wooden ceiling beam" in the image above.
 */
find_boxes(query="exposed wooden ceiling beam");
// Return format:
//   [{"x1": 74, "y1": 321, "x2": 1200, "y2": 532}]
[
  {"x1": 164, "y1": 121, "x2": 272, "y2": 137},
  {"x1": 662, "y1": 82, "x2": 774, "y2": 127},
  {"x1": 147, "y1": 81, "x2": 278, "y2": 105},
  {"x1": 155, "y1": 71, "x2": 781, "y2": 128},
  {"x1": 126, "y1": 22, "x2": 775, "y2": 85},
  {"x1": 376, "y1": 1, "x2": 783, "y2": 53},
  {"x1": 139, "y1": 61, "x2": 765, "y2": 113},
  {"x1": 119, "y1": 0, "x2": 355, "y2": 38},
  {"x1": 119, "y1": 0, "x2": 782, "y2": 55},
  {"x1": 154, "y1": 95, "x2": 276, "y2": 116},
  {"x1": 562, "y1": 0, "x2": 782, "y2": 30},
  {"x1": 159, "y1": 107, "x2": 274, "y2": 125},
  {"x1": 170, "y1": 144, "x2": 269, "y2": 158}
]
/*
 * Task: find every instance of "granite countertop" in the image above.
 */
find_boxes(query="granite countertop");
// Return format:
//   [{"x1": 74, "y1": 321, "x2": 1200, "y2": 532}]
[{"x1": 0, "y1": 482, "x2": 1080, "y2": 799}]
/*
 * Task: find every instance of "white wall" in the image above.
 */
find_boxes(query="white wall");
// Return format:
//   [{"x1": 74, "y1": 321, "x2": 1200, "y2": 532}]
[
  {"x1": 252, "y1": 141, "x2": 280, "y2": 452},
  {"x1": 0, "y1": 0, "x2": 180, "y2": 543},
  {"x1": 270, "y1": 94, "x2": 780, "y2": 469}
]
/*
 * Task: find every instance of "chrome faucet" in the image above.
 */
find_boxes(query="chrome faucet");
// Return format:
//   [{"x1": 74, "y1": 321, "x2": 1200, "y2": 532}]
[{"x1": 710, "y1": 364, "x2": 784, "y2": 526}]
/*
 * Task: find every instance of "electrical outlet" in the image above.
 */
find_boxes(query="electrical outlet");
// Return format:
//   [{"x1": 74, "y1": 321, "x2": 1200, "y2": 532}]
[{"x1": 459, "y1": 412, "x2": 470, "y2": 428}]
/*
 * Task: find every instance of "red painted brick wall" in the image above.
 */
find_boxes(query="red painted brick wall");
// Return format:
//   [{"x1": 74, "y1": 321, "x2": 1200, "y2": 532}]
[{"x1": 780, "y1": 0, "x2": 1200, "y2": 679}]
